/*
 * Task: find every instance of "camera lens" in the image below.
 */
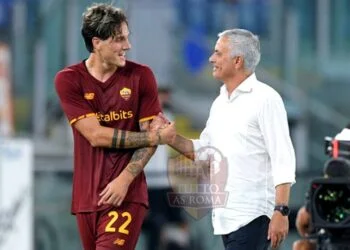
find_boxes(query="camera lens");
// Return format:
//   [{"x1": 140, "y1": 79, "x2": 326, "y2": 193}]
[{"x1": 314, "y1": 184, "x2": 350, "y2": 224}]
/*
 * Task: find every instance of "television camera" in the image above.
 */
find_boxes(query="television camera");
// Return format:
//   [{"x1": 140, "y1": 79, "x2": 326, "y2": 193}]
[{"x1": 309, "y1": 137, "x2": 350, "y2": 250}]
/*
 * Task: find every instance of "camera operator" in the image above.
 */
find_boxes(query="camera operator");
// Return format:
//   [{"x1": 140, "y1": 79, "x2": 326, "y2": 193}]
[{"x1": 293, "y1": 124, "x2": 350, "y2": 250}]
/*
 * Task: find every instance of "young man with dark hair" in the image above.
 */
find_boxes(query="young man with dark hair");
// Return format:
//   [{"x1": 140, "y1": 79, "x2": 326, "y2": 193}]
[{"x1": 55, "y1": 3, "x2": 175, "y2": 249}]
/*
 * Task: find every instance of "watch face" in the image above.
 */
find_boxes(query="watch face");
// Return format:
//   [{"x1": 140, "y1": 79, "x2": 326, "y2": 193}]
[
  {"x1": 282, "y1": 207, "x2": 290, "y2": 215},
  {"x1": 275, "y1": 206, "x2": 290, "y2": 216}
]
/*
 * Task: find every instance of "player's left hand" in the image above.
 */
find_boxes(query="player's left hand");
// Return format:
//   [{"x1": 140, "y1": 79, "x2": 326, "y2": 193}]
[
  {"x1": 98, "y1": 175, "x2": 130, "y2": 207},
  {"x1": 268, "y1": 211, "x2": 289, "y2": 249}
]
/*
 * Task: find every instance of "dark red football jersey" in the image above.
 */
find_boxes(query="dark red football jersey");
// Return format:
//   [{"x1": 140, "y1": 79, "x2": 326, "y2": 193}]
[{"x1": 55, "y1": 60, "x2": 161, "y2": 214}]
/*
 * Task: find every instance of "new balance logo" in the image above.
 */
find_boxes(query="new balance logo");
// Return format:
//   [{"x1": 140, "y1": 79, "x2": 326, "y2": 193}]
[{"x1": 113, "y1": 238, "x2": 125, "y2": 246}]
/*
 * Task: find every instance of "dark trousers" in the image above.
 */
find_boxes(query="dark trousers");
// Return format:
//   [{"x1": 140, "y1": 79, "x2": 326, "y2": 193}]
[
  {"x1": 221, "y1": 215, "x2": 270, "y2": 250},
  {"x1": 143, "y1": 188, "x2": 186, "y2": 250}
]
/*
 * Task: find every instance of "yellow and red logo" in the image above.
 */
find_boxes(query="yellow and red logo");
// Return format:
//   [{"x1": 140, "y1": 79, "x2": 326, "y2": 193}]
[
  {"x1": 120, "y1": 87, "x2": 131, "y2": 101},
  {"x1": 113, "y1": 238, "x2": 125, "y2": 246},
  {"x1": 84, "y1": 92, "x2": 95, "y2": 100}
]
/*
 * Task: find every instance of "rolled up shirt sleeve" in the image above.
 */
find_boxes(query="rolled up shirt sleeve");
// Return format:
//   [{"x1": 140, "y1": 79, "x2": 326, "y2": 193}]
[
  {"x1": 258, "y1": 93, "x2": 296, "y2": 187},
  {"x1": 192, "y1": 126, "x2": 211, "y2": 162}
]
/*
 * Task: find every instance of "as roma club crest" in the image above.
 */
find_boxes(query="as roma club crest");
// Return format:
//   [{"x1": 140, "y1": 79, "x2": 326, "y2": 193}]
[
  {"x1": 120, "y1": 87, "x2": 131, "y2": 101},
  {"x1": 167, "y1": 146, "x2": 229, "y2": 220},
  {"x1": 84, "y1": 92, "x2": 95, "y2": 100}
]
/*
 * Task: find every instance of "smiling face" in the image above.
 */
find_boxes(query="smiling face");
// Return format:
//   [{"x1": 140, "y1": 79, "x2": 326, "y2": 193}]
[
  {"x1": 93, "y1": 22, "x2": 131, "y2": 68},
  {"x1": 209, "y1": 36, "x2": 242, "y2": 82}
]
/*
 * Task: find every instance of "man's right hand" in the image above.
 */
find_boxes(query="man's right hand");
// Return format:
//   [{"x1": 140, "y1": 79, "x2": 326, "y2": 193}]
[
  {"x1": 158, "y1": 122, "x2": 176, "y2": 145},
  {"x1": 150, "y1": 112, "x2": 170, "y2": 131}
]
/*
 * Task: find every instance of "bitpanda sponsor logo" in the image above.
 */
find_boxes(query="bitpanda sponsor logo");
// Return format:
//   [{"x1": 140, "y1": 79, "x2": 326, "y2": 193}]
[{"x1": 96, "y1": 110, "x2": 133, "y2": 122}]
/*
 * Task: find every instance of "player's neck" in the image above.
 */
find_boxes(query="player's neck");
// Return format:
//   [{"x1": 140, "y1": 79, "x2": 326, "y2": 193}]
[{"x1": 85, "y1": 56, "x2": 117, "y2": 82}]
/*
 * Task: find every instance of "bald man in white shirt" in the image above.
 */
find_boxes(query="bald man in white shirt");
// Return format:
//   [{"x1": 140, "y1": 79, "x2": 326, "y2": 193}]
[{"x1": 157, "y1": 29, "x2": 296, "y2": 250}]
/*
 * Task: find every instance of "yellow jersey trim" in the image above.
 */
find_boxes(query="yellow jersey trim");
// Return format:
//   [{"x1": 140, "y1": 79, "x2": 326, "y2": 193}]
[
  {"x1": 69, "y1": 113, "x2": 96, "y2": 125},
  {"x1": 139, "y1": 115, "x2": 156, "y2": 123}
]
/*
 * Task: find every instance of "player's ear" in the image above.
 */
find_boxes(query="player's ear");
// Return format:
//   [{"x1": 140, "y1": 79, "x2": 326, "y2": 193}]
[{"x1": 92, "y1": 37, "x2": 101, "y2": 51}]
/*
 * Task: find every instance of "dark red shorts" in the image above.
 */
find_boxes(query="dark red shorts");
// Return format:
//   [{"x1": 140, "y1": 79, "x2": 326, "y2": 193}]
[{"x1": 76, "y1": 202, "x2": 147, "y2": 250}]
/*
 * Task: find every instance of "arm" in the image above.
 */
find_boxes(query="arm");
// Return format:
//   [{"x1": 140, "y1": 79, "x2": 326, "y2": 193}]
[
  {"x1": 275, "y1": 183, "x2": 291, "y2": 207},
  {"x1": 258, "y1": 93, "x2": 295, "y2": 248},
  {"x1": 74, "y1": 116, "x2": 160, "y2": 148},
  {"x1": 151, "y1": 113, "x2": 195, "y2": 160},
  {"x1": 169, "y1": 134, "x2": 195, "y2": 160},
  {"x1": 258, "y1": 94, "x2": 296, "y2": 187},
  {"x1": 98, "y1": 120, "x2": 176, "y2": 207},
  {"x1": 120, "y1": 120, "x2": 157, "y2": 183},
  {"x1": 166, "y1": 115, "x2": 212, "y2": 162},
  {"x1": 54, "y1": 69, "x2": 164, "y2": 149},
  {"x1": 268, "y1": 184, "x2": 292, "y2": 249}
]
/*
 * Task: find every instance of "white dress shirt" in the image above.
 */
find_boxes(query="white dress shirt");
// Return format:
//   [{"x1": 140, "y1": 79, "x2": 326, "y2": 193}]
[{"x1": 192, "y1": 73, "x2": 296, "y2": 235}]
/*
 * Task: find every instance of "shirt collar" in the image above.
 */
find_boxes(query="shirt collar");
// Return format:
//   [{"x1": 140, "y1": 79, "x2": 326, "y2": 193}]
[{"x1": 220, "y1": 73, "x2": 256, "y2": 96}]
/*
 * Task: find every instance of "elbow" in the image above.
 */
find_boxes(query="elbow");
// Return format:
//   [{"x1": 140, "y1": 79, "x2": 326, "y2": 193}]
[{"x1": 88, "y1": 130, "x2": 101, "y2": 147}]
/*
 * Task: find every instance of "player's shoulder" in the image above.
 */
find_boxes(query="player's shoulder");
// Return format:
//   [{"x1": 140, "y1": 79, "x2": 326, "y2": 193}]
[
  {"x1": 124, "y1": 60, "x2": 154, "y2": 75},
  {"x1": 54, "y1": 62, "x2": 86, "y2": 92},
  {"x1": 55, "y1": 61, "x2": 85, "y2": 80}
]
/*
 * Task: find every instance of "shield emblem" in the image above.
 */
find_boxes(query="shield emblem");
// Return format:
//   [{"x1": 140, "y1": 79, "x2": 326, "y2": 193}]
[{"x1": 167, "y1": 146, "x2": 228, "y2": 220}]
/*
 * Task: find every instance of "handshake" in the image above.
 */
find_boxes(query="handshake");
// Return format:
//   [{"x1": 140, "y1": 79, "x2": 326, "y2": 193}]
[{"x1": 149, "y1": 113, "x2": 177, "y2": 146}]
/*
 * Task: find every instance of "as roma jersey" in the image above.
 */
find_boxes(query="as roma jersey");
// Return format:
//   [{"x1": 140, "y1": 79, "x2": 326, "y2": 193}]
[{"x1": 55, "y1": 60, "x2": 161, "y2": 214}]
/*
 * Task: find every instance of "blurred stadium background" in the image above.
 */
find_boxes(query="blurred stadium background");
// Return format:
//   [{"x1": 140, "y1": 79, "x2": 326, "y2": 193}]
[{"x1": 1, "y1": 0, "x2": 350, "y2": 249}]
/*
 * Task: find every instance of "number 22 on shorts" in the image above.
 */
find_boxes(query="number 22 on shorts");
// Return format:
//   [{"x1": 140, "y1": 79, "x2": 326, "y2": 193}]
[{"x1": 105, "y1": 211, "x2": 132, "y2": 235}]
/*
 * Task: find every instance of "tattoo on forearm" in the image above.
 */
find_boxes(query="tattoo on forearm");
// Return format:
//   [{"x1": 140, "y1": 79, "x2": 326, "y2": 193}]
[
  {"x1": 111, "y1": 128, "x2": 118, "y2": 148},
  {"x1": 125, "y1": 133, "x2": 150, "y2": 148},
  {"x1": 110, "y1": 129, "x2": 151, "y2": 149},
  {"x1": 120, "y1": 130, "x2": 126, "y2": 148},
  {"x1": 126, "y1": 162, "x2": 143, "y2": 177},
  {"x1": 132, "y1": 148, "x2": 149, "y2": 161},
  {"x1": 126, "y1": 148, "x2": 153, "y2": 177},
  {"x1": 124, "y1": 120, "x2": 157, "y2": 177}
]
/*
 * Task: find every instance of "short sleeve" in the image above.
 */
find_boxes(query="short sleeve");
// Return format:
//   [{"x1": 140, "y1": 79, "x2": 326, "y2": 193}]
[
  {"x1": 54, "y1": 69, "x2": 96, "y2": 125},
  {"x1": 138, "y1": 66, "x2": 161, "y2": 123}
]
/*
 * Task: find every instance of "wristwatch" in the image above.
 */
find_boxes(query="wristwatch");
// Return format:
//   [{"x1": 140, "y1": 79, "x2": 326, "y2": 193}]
[{"x1": 274, "y1": 205, "x2": 290, "y2": 216}]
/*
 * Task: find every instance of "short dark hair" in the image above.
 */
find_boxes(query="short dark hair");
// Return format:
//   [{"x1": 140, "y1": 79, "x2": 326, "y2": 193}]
[{"x1": 81, "y1": 3, "x2": 128, "y2": 53}]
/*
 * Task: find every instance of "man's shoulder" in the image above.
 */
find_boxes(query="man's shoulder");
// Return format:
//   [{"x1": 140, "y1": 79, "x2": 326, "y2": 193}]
[
  {"x1": 54, "y1": 62, "x2": 85, "y2": 92},
  {"x1": 56, "y1": 62, "x2": 84, "y2": 79},
  {"x1": 254, "y1": 80, "x2": 282, "y2": 101},
  {"x1": 124, "y1": 60, "x2": 153, "y2": 75}
]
